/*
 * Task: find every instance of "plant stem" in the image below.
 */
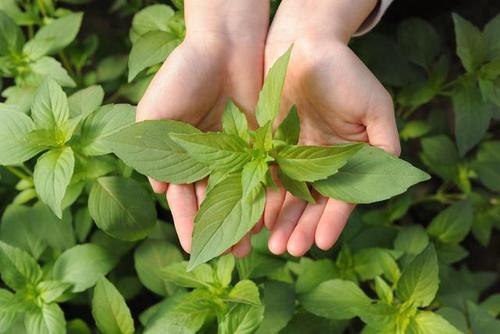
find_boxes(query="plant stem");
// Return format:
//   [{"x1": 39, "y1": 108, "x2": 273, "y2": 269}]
[
  {"x1": 4, "y1": 166, "x2": 29, "y2": 180},
  {"x1": 59, "y1": 51, "x2": 77, "y2": 81}
]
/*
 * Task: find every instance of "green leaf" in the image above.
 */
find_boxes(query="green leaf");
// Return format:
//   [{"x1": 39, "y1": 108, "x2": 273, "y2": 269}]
[
  {"x1": 256, "y1": 46, "x2": 292, "y2": 126},
  {"x1": 452, "y1": 13, "x2": 486, "y2": 72},
  {"x1": 353, "y1": 248, "x2": 400, "y2": 282},
  {"x1": 278, "y1": 169, "x2": 315, "y2": 203},
  {"x1": 104, "y1": 120, "x2": 210, "y2": 184},
  {"x1": 171, "y1": 132, "x2": 251, "y2": 173},
  {"x1": 314, "y1": 145, "x2": 430, "y2": 203},
  {"x1": 473, "y1": 141, "x2": 500, "y2": 192},
  {"x1": 128, "y1": 31, "x2": 178, "y2": 81},
  {"x1": 68, "y1": 85, "x2": 104, "y2": 119},
  {"x1": 89, "y1": 176, "x2": 156, "y2": 241},
  {"x1": 37, "y1": 280, "x2": 72, "y2": 303},
  {"x1": 33, "y1": 147, "x2": 75, "y2": 218},
  {"x1": 67, "y1": 319, "x2": 92, "y2": 334},
  {"x1": 79, "y1": 104, "x2": 135, "y2": 156},
  {"x1": 452, "y1": 80, "x2": 493, "y2": 156},
  {"x1": 300, "y1": 279, "x2": 372, "y2": 320},
  {"x1": 92, "y1": 276, "x2": 135, "y2": 334},
  {"x1": 52, "y1": 244, "x2": 117, "y2": 292},
  {"x1": 130, "y1": 4, "x2": 175, "y2": 42},
  {"x1": 374, "y1": 277, "x2": 393, "y2": 304},
  {"x1": 396, "y1": 244, "x2": 438, "y2": 307},
  {"x1": 219, "y1": 304, "x2": 265, "y2": 334},
  {"x1": 277, "y1": 143, "x2": 362, "y2": 182},
  {"x1": 35, "y1": 202, "x2": 75, "y2": 251},
  {"x1": 484, "y1": 14, "x2": 500, "y2": 60},
  {"x1": 24, "y1": 304, "x2": 66, "y2": 334},
  {"x1": 467, "y1": 301, "x2": 500, "y2": 333},
  {"x1": 0, "y1": 11, "x2": 24, "y2": 55},
  {"x1": 481, "y1": 294, "x2": 500, "y2": 317},
  {"x1": 437, "y1": 307, "x2": 469, "y2": 333},
  {"x1": 0, "y1": 288, "x2": 19, "y2": 332},
  {"x1": 31, "y1": 79, "x2": 70, "y2": 131},
  {"x1": 407, "y1": 311, "x2": 462, "y2": 334},
  {"x1": 275, "y1": 105, "x2": 300, "y2": 145},
  {"x1": 420, "y1": 135, "x2": 459, "y2": 181},
  {"x1": 296, "y1": 258, "x2": 336, "y2": 294},
  {"x1": 1, "y1": 86, "x2": 36, "y2": 114},
  {"x1": 0, "y1": 241, "x2": 42, "y2": 290},
  {"x1": 398, "y1": 18, "x2": 440, "y2": 69},
  {"x1": 134, "y1": 240, "x2": 183, "y2": 296},
  {"x1": 394, "y1": 225, "x2": 429, "y2": 256},
  {"x1": 161, "y1": 262, "x2": 214, "y2": 288},
  {"x1": 400, "y1": 120, "x2": 432, "y2": 140},
  {"x1": 255, "y1": 281, "x2": 295, "y2": 334},
  {"x1": 24, "y1": 13, "x2": 83, "y2": 59},
  {"x1": 0, "y1": 105, "x2": 42, "y2": 165},
  {"x1": 188, "y1": 173, "x2": 265, "y2": 270},
  {"x1": 222, "y1": 99, "x2": 249, "y2": 141},
  {"x1": 27, "y1": 57, "x2": 76, "y2": 87},
  {"x1": 227, "y1": 280, "x2": 261, "y2": 306},
  {"x1": 215, "y1": 254, "x2": 235, "y2": 287},
  {"x1": 0, "y1": 205, "x2": 47, "y2": 259},
  {"x1": 427, "y1": 200, "x2": 473, "y2": 244},
  {"x1": 241, "y1": 159, "x2": 268, "y2": 198}
]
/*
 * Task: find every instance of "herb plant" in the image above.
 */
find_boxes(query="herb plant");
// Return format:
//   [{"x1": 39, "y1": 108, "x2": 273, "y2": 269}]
[{"x1": 0, "y1": 1, "x2": 498, "y2": 334}]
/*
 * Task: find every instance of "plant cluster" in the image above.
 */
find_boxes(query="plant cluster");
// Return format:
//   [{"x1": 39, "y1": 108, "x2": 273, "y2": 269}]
[{"x1": 0, "y1": 1, "x2": 498, "y2": 334}]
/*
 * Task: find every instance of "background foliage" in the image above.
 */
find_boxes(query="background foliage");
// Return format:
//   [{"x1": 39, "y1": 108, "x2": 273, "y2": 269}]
[{"x1": 0, "y1": 0, "x2": 499, "y2": 333}]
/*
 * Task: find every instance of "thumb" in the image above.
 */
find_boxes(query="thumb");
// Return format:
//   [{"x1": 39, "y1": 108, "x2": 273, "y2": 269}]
[{"x1": 365, "y1": 96, "x2": 401, "y2": 156}]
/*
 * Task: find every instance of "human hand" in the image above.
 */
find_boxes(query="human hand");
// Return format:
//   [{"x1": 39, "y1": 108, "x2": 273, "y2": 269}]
[
  {"x1": 262, "y1": 0, "x2": 401, "y2": 256},
  {"x1": 136, "y1": 0, "x2": 269, "y2": 256}
]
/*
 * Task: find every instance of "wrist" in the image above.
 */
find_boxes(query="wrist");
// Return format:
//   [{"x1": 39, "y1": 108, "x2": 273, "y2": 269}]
[{"x1": 184, "y1": 0, "x2": 269, "y2": 47}]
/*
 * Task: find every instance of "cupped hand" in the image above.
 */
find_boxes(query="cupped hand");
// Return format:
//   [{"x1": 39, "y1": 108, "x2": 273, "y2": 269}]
[
  {"x1": 263, "y1": 4, "x2": 401, "y2": 257},
  {"x1": 137, "y1": 21, "x2": 267, "y2": 256}
]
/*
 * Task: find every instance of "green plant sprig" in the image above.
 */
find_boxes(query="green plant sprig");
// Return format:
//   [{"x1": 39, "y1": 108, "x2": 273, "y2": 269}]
[{"x1": 105, "y1": 47, "x2": 430, "y2": 270}]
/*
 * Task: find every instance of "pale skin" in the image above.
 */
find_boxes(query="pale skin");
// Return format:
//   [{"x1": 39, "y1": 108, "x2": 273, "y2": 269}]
[{"x1": 137, "y1": 0, "x2": 400, "y2": 257}]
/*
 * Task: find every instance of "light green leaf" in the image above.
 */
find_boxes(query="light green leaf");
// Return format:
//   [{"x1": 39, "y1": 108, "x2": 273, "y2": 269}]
[
  {"x1": 396, "y1": 244, "x2": 438, "y2": 307},
  {"x1": 31, "y1": 79, "x2": 70, "y2": 131},
  {"x1": 92, "y1": 276, "x2": 135, "y2": 334},
  {"x1": 484, "y1": 14, "x2": 500, "y2": 60},
  {"x1": 0, "y1": 106, "x2": 42, "y2": 165},
  {"x1": 452, "y1": 80, "x2": 493, "y2": 156},
  {"x1": 219, "y1": 304, "x2": 265, "y2": 334},
  {"x1": 24, "y1": 304, "x2": 66, "y2": 334},
  {"x1": 66, "y1": 319, "x2": 92, "y2": 334},
  {"x1": 452, "y1": 13, "x2": 486, "y2": 72},
  {"x1": 407, "y1": 311, "x2": 463, "y2": 334},
  {"x1": 227, "y1": 280, "x2": 261, "y2": 306},
  {"x1": 161, "y1": 262, "x2": 214, "y2": 288},
  {"x1": 0, "y1": 241, "x2": 42, "y2": 290},
  {"x1": 400, "y1": 120, "x2": 432, "y2": 140},
  {"x1": 79, "y1": 104, "x2": 135, "y2": 156},
  {"x1": 130, "y1": 4, "x2": 175, "y2": 43},
  {"x1": 37, "y1": 280, "x2": 72, "y2": 303},
  {"x1": 1, "y1": 86, "x2": 36, "y2": 114},
  {"x1": 28, "y1": 57, "x2": 75, "y2": 87},
  {"x1": 52, "y1": 244, "x2": 117, "y2": 292},
  {"x1": 256, "y1": 46, "x2": 292, "y2": 126},
  {"x1": 394, "y1": 225, "x2": 429, "y2": 256},
  {"x1": 398, "y1": 18, "x2": 440, "y2": 69},
  {"x1": 222, "y1": 99, "x2": 249, "y2": 142},
  {"x1": 215, "y1": 255, "x2": 235, "y2": 287},
  {"x1": 278, "y1": 169, "x2": 315, "y2": 203},
  {"x1": 171, "y1": 132, "x2": 251, "y2": 173},
  {"x1": 255, "y1": 281, "x2": 295, "y2": 334},
  {"x1": 128, "y1": 31, "x2": 179, "y2": 81},
  {"x1": 300, "y1": 279, "x2": 372, "y2": 320},
  {"x1": 188, "y1": 173, "x2": 265, "y2": 270},
  {"x1": 104, "y1": 120, "x2": 210, "y2": 184},
  {"x1": 134, "y1": 240, "x2": 183, "y2": 296},
  {"x1": 88, "y1": 176, "x2": 156, "y2": 241},
  {"x1": 68, "y1": 85, "x2": 104, "y2": 119},
  {"x1": 241, "y1": 159, "x2": 268, "y2": 198},
  {"x1": 254, "y1": 122, "x2": 273, "y2": 152},
  {"x1": 353, "y1": 248, "x2": 400, "y2": 282},
  {"x1": 314, "y1": 145, "x2": 430, "y2": 203},
  {"x1": 275, "y1": 106, "x2": 300, "y2": 145},
  {"x1": 277, "y1": 143, "x2": 362, "y2": 182},
  {"x1": 0, "y1": 288, "x2": 19, "y2": 332},
  {"x1": 427, "y1": 200, "x2": 473, "y2": 244},
  {"x1": 0, "y1": 11, "x2": 23, "y2": 55},
  {"x1": 24, "y1": 13, "x2": 83, "y2": 59},
  {"x1": 374, "y1": 277, "x2": 393, "y2": 304},
  {"x1": 33, "y1": 147, "x2": 75, "y2": 218}
]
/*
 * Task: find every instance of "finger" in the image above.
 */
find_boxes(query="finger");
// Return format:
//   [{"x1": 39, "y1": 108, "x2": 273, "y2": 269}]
[
  {"x1": 231, "y1": 234, "x2": 252, "y2": 258},
  {"x1": 194, "y1": 179, "x2": 208, "y2": 209},
  {"x1": 264, "y1": 167, "x2": 286, "y2": 230},
  {"x1": 365, "y1": 93, "x2": 401, "y2": 156},
  {"x1": 148, "y1": 177, "x2": 168, "y2": 194},
  {"x1": 166, "y1": 184, "x2": 198, "y2": 253},
  {"x1": 287, "y1": 196, "x2": 328, "y2": 257},
  {"x1": 268, "y1": 193, "x2": 307, "y2": 255},
  {"x1": 315, "y1": 199, "x2": 355, "y2": 250},
  {"x1": 251, "y1": 218, "x2": 264, "y2": 234}
]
